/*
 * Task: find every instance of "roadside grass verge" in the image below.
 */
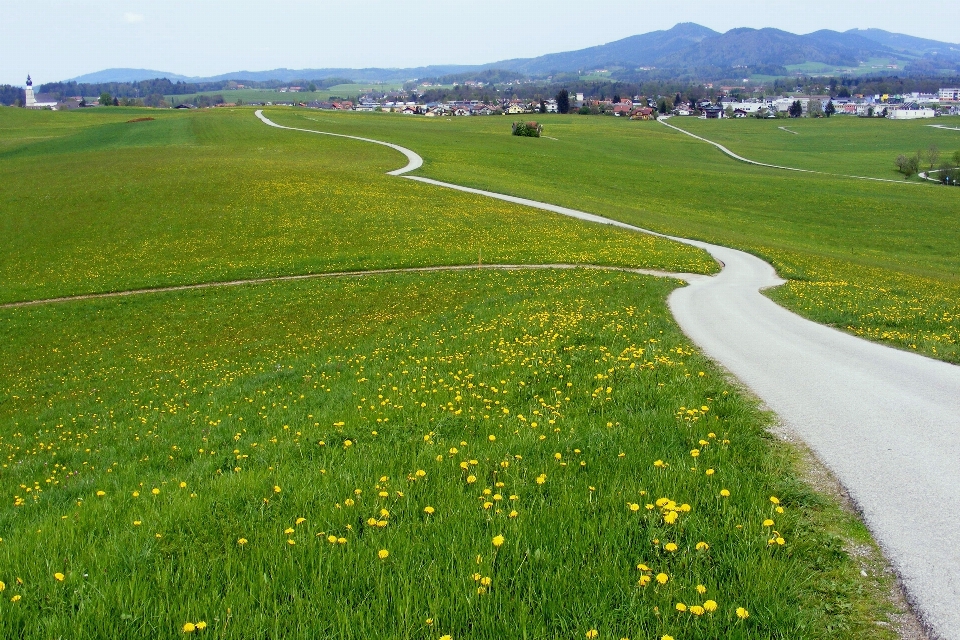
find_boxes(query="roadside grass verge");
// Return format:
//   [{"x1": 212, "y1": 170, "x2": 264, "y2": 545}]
[
  {"x1": 0, "y1": 107, "x2": 713, "y2": 304},
  {"x1": 0, "y1": 269, "x2": 905, "y2": 639},
  {"x1": 265, "y1": 109, "x2": 960, "y2": 364}
]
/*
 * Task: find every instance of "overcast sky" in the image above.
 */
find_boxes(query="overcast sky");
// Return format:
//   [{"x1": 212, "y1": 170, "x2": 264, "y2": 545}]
[{"x1": 4, "y1": 0, "x2": 959, "y2": 85}]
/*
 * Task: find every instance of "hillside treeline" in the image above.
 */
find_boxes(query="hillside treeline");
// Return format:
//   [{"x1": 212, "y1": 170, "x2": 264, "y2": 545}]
[
  {"x1": 0, "y1": 85, "x2": 26, "y2": 106},
  {"x1": 35, "y1": 76, "x2": 354, "y2": 100}
]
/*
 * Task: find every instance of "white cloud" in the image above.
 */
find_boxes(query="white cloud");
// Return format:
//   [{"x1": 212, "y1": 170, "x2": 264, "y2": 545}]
[{"x1": 123, "y1": 12, "x2": 144, "y2": 23}]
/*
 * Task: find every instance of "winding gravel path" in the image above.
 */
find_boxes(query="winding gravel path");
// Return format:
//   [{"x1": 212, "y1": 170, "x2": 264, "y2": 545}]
[
  {"x1": 658, "y1": 116, "x2": 920, "y2": 185},
  {"x1": 255, "y1": 109, "x2": 960, "y2": 636}
]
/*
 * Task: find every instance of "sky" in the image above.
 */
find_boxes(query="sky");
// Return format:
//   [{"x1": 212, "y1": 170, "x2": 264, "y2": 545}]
[{"x1": 4, "y1": 0, "x2": 960, "y2": 85}]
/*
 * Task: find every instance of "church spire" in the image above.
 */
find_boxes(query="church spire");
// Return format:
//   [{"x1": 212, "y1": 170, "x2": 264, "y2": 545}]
[{"x1": 26, "y1": 75, "x2": 32, "y2": 86}]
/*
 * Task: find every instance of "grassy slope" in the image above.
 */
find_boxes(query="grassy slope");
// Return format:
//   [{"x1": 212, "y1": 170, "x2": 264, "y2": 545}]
[
  {"x1": 670, "y1": 115, "x2": 960, "y2": 180},
  {"x1": 0, "y1": 107, "x2": 713, "y2": 303},
  {"x1": 0, "y1": 269, "x2": 903, "y2": 639},
  {"x1": 266, "y1": 109, "x2": 960, "y2": 362}
]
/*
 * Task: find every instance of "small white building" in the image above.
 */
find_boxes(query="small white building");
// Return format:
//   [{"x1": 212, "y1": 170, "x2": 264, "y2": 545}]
[{"x1": 887, "y1": 108, "x2": 937, "y2": 120}]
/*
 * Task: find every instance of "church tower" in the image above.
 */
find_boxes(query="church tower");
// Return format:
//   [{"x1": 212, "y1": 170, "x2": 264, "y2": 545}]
[{"x1": 25, "y1": 75, "x2": 36, "y2": 108}]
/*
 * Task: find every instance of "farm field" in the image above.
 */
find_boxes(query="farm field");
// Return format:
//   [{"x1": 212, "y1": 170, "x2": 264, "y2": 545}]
[
  {"x1": 264, "y1": 109, "x2": 960, "y2": 362},
  {"x1": 0, "y1": 104, "x2": 924, "y2": 638},
  {"x1": 0, "y1": 107, "x2": 713, "y2": 304},
  {"x1": 0, "y1": 268, "x2": 906, "y2": 638}
]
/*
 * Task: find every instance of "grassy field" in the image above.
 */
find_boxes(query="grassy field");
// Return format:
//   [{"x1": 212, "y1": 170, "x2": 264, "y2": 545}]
[
  {"x1": 0, "y1": 104, "x2": 931, "y2": 637},
  {"x1": 264, "y1": 108, "x2": 960, "y2": 362},
  {"x1": 668, "y1": 115, "x2": 960, "y2": 180},
  {"x1": 0, "y1": 268, "x2": 905, "y2": 638},
  {"x1": 0, "y1": 107, "x2": 713, "y2": 304}
]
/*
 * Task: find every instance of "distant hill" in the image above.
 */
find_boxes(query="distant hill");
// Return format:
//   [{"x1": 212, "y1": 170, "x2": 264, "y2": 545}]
[
  {"x1": 487, "y1": 23, "x2": 719, "y2": 74},
  {"x1": 69, "y1": 68, "x2": 195, "y2": 83},
  {"x1": 65, "y1": 24, "x2": 960, "y2": 85},
  {"x1": 848, "y1": 28, "x2": 960, "y2": 58}
]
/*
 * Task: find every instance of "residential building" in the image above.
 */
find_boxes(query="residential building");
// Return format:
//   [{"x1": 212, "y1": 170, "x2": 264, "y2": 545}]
[{"x1": 940, "y1": 88, "x2": 960, "y2": 102}]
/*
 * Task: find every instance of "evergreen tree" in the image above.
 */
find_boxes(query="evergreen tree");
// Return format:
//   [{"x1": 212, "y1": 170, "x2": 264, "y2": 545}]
[
  {"x1": 555, "y1": 89, "x2": 569, "y2": 114},
  {"x1": 825, "y1": 100, "x2": 836, "y2": 117}
]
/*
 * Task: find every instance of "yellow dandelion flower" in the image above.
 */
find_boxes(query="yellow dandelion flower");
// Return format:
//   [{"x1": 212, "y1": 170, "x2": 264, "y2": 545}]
[
  {"x1": 415, "y1": 469, "x2": 426, "y2": 477},
  {"x1": 195, "y1": 622, "x2": 207, "y2": 630},
  {"x1": 327, "y1": 535, "x2": 338, "y2": 544},
  {"x1": 695, "y1": 541, "x2": 709, "y2": 551},
  {"x1": 237, "y1": 538, "x2": 247, "y2": 546},
  {"x1": 179, "y1": 482, "x2": 187, "y2": 488},
  {"x1": 466, "y1": 475, "x2": 477, "y2": 484},
  {"x1": 675, "y1": 602, "x2": 687, "y2": 612},
  {"x1": 287, "y1": 539, "x2": 295, "y2": 545},
  {"x1": 296, "y1": 517, "x2": 306, "y2": 525},
  {"x1": 96, "y1": 491, "x2": 106, "y2": 497},
  {"x1": 656, "y1": 573, "x2": 669, "y2": 585},
  {"x1": 696, "y1": 584, "x2": 707, "y2": 594},
  {"x1": 703, "y1": 600, "x2": 718, "y2": 612},
  {"x1": 586, "y1": 631, "x2": 599, "y2": 639},
  {"x1": 273, "y1": 486, "x2": 281, "y2": 493},
  {"x1": 11, "y1": 594, "x2": 21, "y2": 602},
  {"x1": 690, "y1": 449, "x2": 700, "y2": 458},
  {"x1": 689, "y1": 605, "x2": 705, "y2": 616},
  {"x1": 763, "y1": 519, "x2": 774, "y2": 526},
  {"x1": 638, "y1": 575, "x2": 651, "y2": 586},
  {"x1": 132, "y1": 491, "x2": 140, "y2": 497},
  {"x1": 284, "y1": 527, "x2": 295, "y2": 535},
  {"x1": 736, "y1": 607, "x2": 750, "y2": 619},
  {"x1": 54, "y1": 573, "x2": 65, "y2": 582},
  {"x1": 662, "y1": 636, "x2": 674, "y2": 640},
  {"x1": 720, "y1": 489, "x2": 730, "y2": 497},
  {"x1": 152, "y1": 488, "x2": 160, "y2": 495},
  {"x1": 439, "y1": 636, "x2": 452, "y2": 640},
  {"x1": 0, "y1": 581, "x2": 4, "y2": 592},
  {"x1": 183, "y1": 622, "x2": 196, "y2": 633},
  {"x1": 378, "y1": 549, "x2": 389, "y2": 560},
  {"x1": 705, "y1": 468, "x2": 715, "y2": 475},
  {"x1": 663, "y1": 542, "x2": 678, "y2": 552},
  {"x1": 344, "y1": 498, "x2": 355, "y2": 507},
  {"x1": 424, "y1": 506, "x2": 435, "y2": 514},
  {"x1": 509, "y1": 510, "x2": 518, "y2": 518},
  {"x1": 492, "y1": 535, "x2": 505, "y2": 547},
  {"x1": 133, "y1": 521, "x2": 142, "y2": 526},
  {"x1": 769, "y1": 496, "x2": 780, "y2": 505},
  {"x1": 629, "y1": 503, "x2": 640, "y2": 512}
]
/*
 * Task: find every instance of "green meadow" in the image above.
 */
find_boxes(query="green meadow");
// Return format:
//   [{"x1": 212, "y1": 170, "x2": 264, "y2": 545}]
[
  {"x1": 0, "y1": 104, "x2": 934, "y2": 638},
  {"x1": 265, "y1": 109, "x2": 960, "y2": 362},
  {"x1": 162, "y1": 84, "x2": 403, "y2": 105}
]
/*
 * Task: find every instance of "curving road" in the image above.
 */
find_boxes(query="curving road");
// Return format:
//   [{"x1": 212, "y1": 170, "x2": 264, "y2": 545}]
[
  {"x1": 255, "y1": 111, "x2": 960, "y2": 638},
  {"x1": 658, "y1": 116, "x2": 921, "y2": 185}
]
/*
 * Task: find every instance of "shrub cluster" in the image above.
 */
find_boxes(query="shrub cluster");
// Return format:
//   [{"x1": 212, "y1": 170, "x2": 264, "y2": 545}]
[{"x1": 511, "y1": 121, "x2": 542, "y2": 138}]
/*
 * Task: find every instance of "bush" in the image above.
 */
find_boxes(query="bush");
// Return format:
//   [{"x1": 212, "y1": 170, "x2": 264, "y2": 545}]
[
  {"x1": 511, "y1": 121, "x2": 541, "y2": 138},
  {"x1": 578, "y1": 106, "x2": 591, "y2": 115}
]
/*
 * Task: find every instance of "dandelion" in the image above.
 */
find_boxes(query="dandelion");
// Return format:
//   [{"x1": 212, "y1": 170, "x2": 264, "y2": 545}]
[
  {"x1": 237, "y1": 538, "x2": 247, "y2": 546},
  {"x1": 132, "y1": 491, "x2": 140, "y2": 497},
  {"x1": 284, "y1": 527, "x2": 295, "y2": 535},
  {"x1": 696, "y1": 584, "x2": 707, "y2": 594},
  {"x1": 690, "y1": 449, "x2": 700, "y2": 457},
  {"x1": 179, "y1": 482, "x2": 187, "y2": 488},
  {"x1": 736, "y1": 607, "x2": 750, "y2": 619},
  {"x1": 662, "y1": 636, "x2": 674, "y2": 640},
  {"x1": 663, "y1": 542, "x2": 678, "y2": 552},
  {"x1": 488, "y1": 435, "x2": 496, "y2": 442},
  {"x1": 96, "y1": 490, "x2": 106, "y2": 497},
  {"x1": 183, "y1": 622, "x2": 196, "y2": 633},
  {"x1": 11, "y1": 595, "x2": 21, "y2": 602},
  {"x1": 424, "y1": 506, "x2": 435, "y2": 514},
  {"x1": 54, "y1": 573, "x2": 65, "y2": 582},
  {"x1": 378, "y1": 549, "x2": 389, "y2": 560},
  {"x1": 536, "y1": 474, "x2": 547, "y2": 485},
  {"x1": 770, "y1": 496, "x2": 780, "y2": 505},
  {"x1": 439, "y1": 636, "x2": 452, "y2": 640},
  {"x1": 629, "y1": 503, "x2": 640, "y2": 512},
  {"x1": 675, "y1": 602, "x2": 687, "y2": 612},
  {"x1": 586, "y1": 631, "x2": 599, "y2": 639},
  {"x1": 705, "y1": 468, "x2": 715, "y2": 475},
  {"x1": 492, "y1": 535, "x2": 505, "y2": 547},
  {"x1": 0, "y1": 581, "x2": 4, "y2": 591},
  {"x1": 703, "y1": 600, "x2": 718, "y2": 612},
  {"x1": 466, "y1": 475, "x2": 477, "y2": 484},
  {"x1": 273, "y1": 486, "x2": 281, "y2": 493},
  {"x1": 133, "y1": 520, "x2": 142, "y2": 526},
  {"x1": 689, "y1": 605, "x2": 705, "y2": 616},
  {"x1": 763, "y1": 519, "x2": 774, "y2": 527},
  {"x1": 296, "y1": 518, "x2": 306, "y2": 525},
  {"x1": 695, "y1": 541, "x2": 709, "y2": 551},
  {"x1": 720, "y1": 489, "x2": 730, "y2": 497},
  {"x1": 656, "y1": 573, "x2": 669, "y2": 585},
  {"x1": 327, "y1": 535, "x2": 338, "y2": 544},
  {"x1": 415, "y1": 469, "x2": 426, "y2": 477},
  {"x1": 152, "y1": 488, "x2": 160, "y2": 495},
  {"x1": 287, "y1": 539, "x2": 295, "y2": 545}
]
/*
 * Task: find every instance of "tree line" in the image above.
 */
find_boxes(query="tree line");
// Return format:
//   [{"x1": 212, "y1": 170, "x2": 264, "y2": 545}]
[
  {"x1": 34, "y1": 77, "x2": 352, "y2": 101},
  {"x1": 0, "y1": 85, "x2": 26, "y2": 106}
]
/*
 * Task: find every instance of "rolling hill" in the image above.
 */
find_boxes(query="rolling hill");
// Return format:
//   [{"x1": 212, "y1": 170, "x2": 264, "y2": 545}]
[{"x1": 64, "y1": 24, "x2": 960, "y2": 84}]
